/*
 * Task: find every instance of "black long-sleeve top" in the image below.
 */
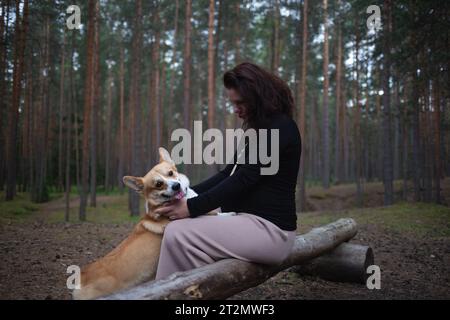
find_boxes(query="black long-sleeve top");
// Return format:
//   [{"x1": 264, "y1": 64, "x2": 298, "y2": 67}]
[{"x1": 187, "y1": 113, "x2": 301, "y2": 231}]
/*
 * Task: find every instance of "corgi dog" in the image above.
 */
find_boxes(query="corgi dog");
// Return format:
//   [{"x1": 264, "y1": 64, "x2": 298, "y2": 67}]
[{"x1": 72, "y1": 148, "x2": 233, "y2": 300}]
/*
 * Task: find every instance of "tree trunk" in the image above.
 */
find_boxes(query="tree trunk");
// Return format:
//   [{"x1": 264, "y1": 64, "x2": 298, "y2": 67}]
[
  {"x1": 232, "y1": 1, "x2": 241, "y2": 129},
  {"x1": 219, "y1": 0, "x2": 229, "y2": 141},
  {"x1": 321, "y1": 0, "x2": 330, "y2": 189},
  {"x1": 411, "y1": 49, "x2": 421, "y2": 201},
  {"x1": 433, "y1": 77, "x2": 441, "y2": 204},
  {"x1": 74, "y1": 96, "x2": 81, "y2": 190},
  {"x1": 393, "y1": 81, "x2": 400, "y2": 180},
  {"x1": 207, "y1": 0, "x2": 215, "y2": 130},
  {"x1": 79, "y1": 0, "x2": 96, "y2": 220},
  {"x1": 423, "y1": 79, "x2": 432, "y2": 203},
  {"x1": 342, "y1": 80, "x2": 349, "y2": 181},
  {"x1": 150, "y1": 7, "x2": 161, "y2": 166},
  {"x1": 234, "y1": 2, "x2": 241, "y2": 65},
  {"x1": 23, "y1": 60, "x2": 32, "y2": 193},
  {"x1": 20, "y1": 60, "x2": 31, "y2": 192},
  {"x1": 296, "y1": 0, "x2": 308, "y2": 211},
  {"x1": 180, "y1": 0, "x2": 193, "y2": 176},
  {"x1": 271, "y1": 0, "x2": 280, "y2": 74},
  {"x1": 5, "y1": 0, "x2": 28, "y2": 200},
  {"x1": 382, "y1": 0, "x2": 394, "y2": 205},
  {"x1": 90, "y1": 0, "x2": 100, "y2": 208},
  {"x1": 402, "y1": 81, "x2": 409, "y2": 200},
  {"x1": 104, "y1": 70, "x2": 113, "y2": 193},
  {"x1": 159, "y1": 58, "x2": 166, "y2": 145},
  {"x1": 167, "y1": 0, "x2": 179, "y2": 147},
  {"x1": 35, "y1": 15, "x2": 50, "y2": 203},
  {"x1": 58, "y1": 31, "x2": 66, "y2": 192},
  {"x1": 335, "y1": 9, "x2": 344, "y2": 184},
  {"x1": 65, "y1": 33, "x2": 76, "y2": 222},
  {"x1": 183, "y1": 0, "x2": 192, "y2": 132},
  {"x1": 128, "y1": 0, "x2": 143, "y2": 216},
  {"x1": 354, "y1": 25, "x2": 362, "y2": 206},
  {"x1": 102, "y1": 218, "x2": 359, "y2": 300},
  {"x1": 117, "y1": 42, "x2": 125, "y2": 194},
  {"x1": 0, "y1": 0, "x2": 11, "y2": 192},
  {"x1": 375, "y1": 66, "x2": 383, "y2": 182},
  {"x1": 313, "y1": 95, "x2": 321, "y2": 180}
]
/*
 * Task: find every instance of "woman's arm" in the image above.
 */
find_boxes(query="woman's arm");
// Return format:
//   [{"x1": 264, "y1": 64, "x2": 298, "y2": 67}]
[
  {"x1": 190, "y1": 164, "x2": 234, "y2": 194},
  {"x1": 187, "y1": 160, "x2": 263, "y2": 217}
]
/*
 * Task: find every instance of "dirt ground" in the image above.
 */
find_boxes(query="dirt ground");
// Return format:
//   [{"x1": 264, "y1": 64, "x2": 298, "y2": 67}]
[
  {"x1": 0, "y1": 214, "x2": 449, "y2": 300},
  {"x1": 233, "y1": 223, "x2": 450, "y2": 300},
  {"x1": 0, "y1": 180, "x2": 449, "y2": 300}
]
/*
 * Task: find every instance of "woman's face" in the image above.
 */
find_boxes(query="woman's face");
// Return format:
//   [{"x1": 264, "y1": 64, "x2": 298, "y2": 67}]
[{"x1": 226, "y1": 88, "x2": 247, "y2": 120}]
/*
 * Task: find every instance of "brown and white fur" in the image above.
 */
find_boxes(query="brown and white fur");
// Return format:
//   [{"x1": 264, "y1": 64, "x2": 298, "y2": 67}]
[
  {"x1": 71, "y1": 148, "x2": 183, "y2": 299},
  {"x1": 72, "y1": 148, "x2": 233, "y2": 300}
]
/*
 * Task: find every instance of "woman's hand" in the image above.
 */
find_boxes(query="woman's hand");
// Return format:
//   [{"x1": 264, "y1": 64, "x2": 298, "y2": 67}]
[{"x1": 154, "y1": 198, "x2": 190, "y2": 220}]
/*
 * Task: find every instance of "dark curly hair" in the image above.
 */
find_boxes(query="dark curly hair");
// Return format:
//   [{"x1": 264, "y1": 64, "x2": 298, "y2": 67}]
[{"x1": 223, "y1": 62, "x2": 294, "y2": 129}]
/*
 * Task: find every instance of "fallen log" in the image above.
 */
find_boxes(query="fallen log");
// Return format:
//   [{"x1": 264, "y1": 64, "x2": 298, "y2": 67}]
[
  {"x1": 102, "y1": 218, "x2": 359, "y2": 300},
  {"x1": 292, "y1": 243, "x2": 374, "y2": 284}
]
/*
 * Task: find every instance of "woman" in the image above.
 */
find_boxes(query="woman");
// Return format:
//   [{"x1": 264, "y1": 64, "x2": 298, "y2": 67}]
[{"x1": 154, "y1": 62, "x2": 301, "y2": 280}]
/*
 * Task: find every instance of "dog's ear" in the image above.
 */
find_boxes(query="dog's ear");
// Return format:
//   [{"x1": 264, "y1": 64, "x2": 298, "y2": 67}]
[
  {"x1": 122, "y1": 176, "x2": 144, "y2": 194},
  {"x1": 159, "y1": 147, "x2": 174, "y2": 165}
]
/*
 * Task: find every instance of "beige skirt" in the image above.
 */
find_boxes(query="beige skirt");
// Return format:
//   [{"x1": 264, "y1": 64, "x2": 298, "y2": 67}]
[{"x1": 155, "y1": 212, "x2": 297, "y2": 280}]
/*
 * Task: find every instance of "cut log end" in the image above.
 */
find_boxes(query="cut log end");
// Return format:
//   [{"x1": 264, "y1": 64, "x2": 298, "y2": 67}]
[{"x1": 292, "y1": 243, "x2": 374, "y2": 284}]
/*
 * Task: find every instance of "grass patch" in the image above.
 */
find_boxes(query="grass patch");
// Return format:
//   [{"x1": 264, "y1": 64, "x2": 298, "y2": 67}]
[
  {"x1": 298, "y1": 202, "x2": 450, "y2": 238},
  {"x1": 0, "y1": 193, "x2": 39, "y2": 223},
  {"x1": 45, "y1": 194, "x2": 141, "y2": 224}
]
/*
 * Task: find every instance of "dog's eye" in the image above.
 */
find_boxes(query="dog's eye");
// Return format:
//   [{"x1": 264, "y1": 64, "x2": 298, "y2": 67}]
[
  {"x1": 168, "y1": 171, "x2": 173, "y2": 177},
  {"x1": 155, "y1": 181, "x2": 163, "y2": 188}
]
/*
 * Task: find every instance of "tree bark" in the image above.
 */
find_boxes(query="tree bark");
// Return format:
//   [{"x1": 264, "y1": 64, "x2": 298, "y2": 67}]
[
  {"x1": 102, "y1": 218, "x2": 359, "y2": 300},
  {"x1": 402, "y1": 81, "x2": 409, "y2": 200},
  {"x1": 423, "y1": 79, "x2": 432, "y2": 202},
  {"x1": 0, "y1": 0, "x2": 11, "y2": 192},
  {"x1": 335, "y1": 6, "x2": 344, "y2": 184},
  {"x1": 271, "y1": 0, "x2": 280, "y2": 74},
  {"x1": 232, "y1": 1, "x2": 241, "y2": 129},
  {"x1": 159, "y1": 57, "x2": 166, "y2": 145},
  {"x1": 128, "y1": 0, "x2": 143, "y2": 216},
  {"x1": 90, "y1": 0, "x2": 100, "y2": 208},
  {"x1": 104, "y1": 70, "x2": 113, "y2": 193},
  {"x1": 382, "y1": 0, "x2": 394, "y2": 205},
  {"x1": 296, "y1": 0, "x2": 308, "y2": 211},
  {"x1": 411, "y1": 46, "x2": 421, "y2": 202},
  {"x1": 183, "y1": 0, "x2": 192, "y2": 131},
  {"x1": 65, "y1": 33, "x2": 76, "y2": 222},
  {"x1": 433, "y1": 76, "x2": 441, "y2": 204},
  {"x1": 58, "y1": 31, "x2": 66, "y2": 192},
  {"x1": 117, "y1": 41, "x2": 125, "y2": 194},
  {"x1": 321, "y1": 0, "x2": 330, "y2": 189},
  {"x1": 150, "y1": 7, "x2": 161, "y2": 166},
  {"x1": 354, "y1": 25, "x2": 363, "y2": 206},
  {"x1": 207, "y1": 0, "x2": 215, "y2": 129},
  {"x1": 167, "y1": 0, "x2": 179, "y2": 148},
  {"x1": 5, "y1": 0, "x2": 28, "y2": 200},
  {"x1": 79, "y1": 0, "x2": 97, "y2": 220}
]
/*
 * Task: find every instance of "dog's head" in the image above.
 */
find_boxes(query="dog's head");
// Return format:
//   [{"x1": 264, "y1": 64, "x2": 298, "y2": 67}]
[{"x1": 122, "y1": 147, "x2": 190, "y2": 217}]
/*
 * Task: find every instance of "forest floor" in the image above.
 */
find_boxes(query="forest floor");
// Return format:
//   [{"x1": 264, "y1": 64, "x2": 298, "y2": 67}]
[{"x1": 0, "y1": 179, "x2": 449, "y2": 300}]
